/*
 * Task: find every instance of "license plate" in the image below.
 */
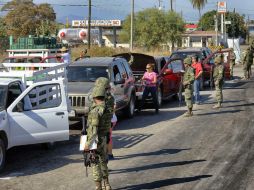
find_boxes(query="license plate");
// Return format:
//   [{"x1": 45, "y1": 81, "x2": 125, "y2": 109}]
[{"x1": 69, "y1": 110, "x2": 76, "y2": 117}]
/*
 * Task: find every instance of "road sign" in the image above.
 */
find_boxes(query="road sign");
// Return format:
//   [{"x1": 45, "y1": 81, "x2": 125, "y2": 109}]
[
  {"x1": 225, "y1": 21, "x2": 231, "y2": 24},
  {"x1": 217, "y1": 2, "x2": 227, "y2": 13}
]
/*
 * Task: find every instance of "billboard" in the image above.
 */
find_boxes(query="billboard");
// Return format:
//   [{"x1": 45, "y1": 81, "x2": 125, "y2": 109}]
[
  {"x1": 217, "y1": 2, "x2": 226, "y2": 13},
  {"x1": 72, "y1": 20, "x2": 121, "y2": 27}
]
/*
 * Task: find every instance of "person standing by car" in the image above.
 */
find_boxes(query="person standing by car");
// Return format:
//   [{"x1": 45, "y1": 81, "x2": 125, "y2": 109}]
[
  {"x1": 242, "y1": 46, "x2": 253, "y2": 80},
  {"x1": 183, "y1": 57, "x2": 195, "y2": 117},
  {"x1": 85, "y1": 81, "x2": 112, "y2": 190},
  {"x1": 213, "y1": 56, "x2": 225, "y2": 109},
  {"x1": 229, "y1": 48, "x2": 236, "y2": 79},
  {"x1": 191, "y1": 55, "x2": 203, "y2": 104},
  {"x1": 138, "y1": 63, "x2": 159, "y2": 114},
  {"x1": 60, "y1": 46, "x2": 71, "y2": 64}
]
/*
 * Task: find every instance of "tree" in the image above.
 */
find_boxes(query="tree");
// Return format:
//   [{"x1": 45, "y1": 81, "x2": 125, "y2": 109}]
[
  {"x1": 1, "y1": 0, "x2": 57, "y2": 38},
  {"x1": 190, "y1": 0, "x2": 207, "y2": 19},
  {"x1": 199, "y1": 10, "x2": 247, "y2": 38},
  {"x1": 121, "y1": 8, "x2": 184, "y2": 50}
]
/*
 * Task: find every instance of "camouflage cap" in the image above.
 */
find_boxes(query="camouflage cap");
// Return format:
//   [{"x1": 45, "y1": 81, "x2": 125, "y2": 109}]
[
  {"x1": 214, "y1": 56, "x2": 221, "y2": 64},
  {"x1": 184, "y1": 57, "x2": 192, "y2": 65},
  {"x1": 92, "y1": 86, "x2": 106, "y2": 98},
  {"x1": 94, "y1": 77, "x2": 110, "y2": 89}
]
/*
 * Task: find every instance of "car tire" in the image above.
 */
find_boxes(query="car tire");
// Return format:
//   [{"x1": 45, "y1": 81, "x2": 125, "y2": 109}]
[
  {"x1": 42, "y1": 142, "x2": 55, "y2": 150},
  {"x1": 0, "y1": 138, "x2": 6, "y2": 172},
  {"x1": 125, "y1": 95, "x2": 135, "y2": 118},
  {"x1": 157, "y1": 88, "x2": 162, "y2": 107}
]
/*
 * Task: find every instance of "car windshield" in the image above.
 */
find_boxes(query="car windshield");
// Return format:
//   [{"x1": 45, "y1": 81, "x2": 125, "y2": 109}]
[
  {"x1": 171, "y1": 52, "x2": 203, "y2": 60},
  {"x1": 0, "y1": 86, "x2": 6, "y2": 111},
  {"x1": 67, "y1": 66, "x2": 109, "y2": 82}
]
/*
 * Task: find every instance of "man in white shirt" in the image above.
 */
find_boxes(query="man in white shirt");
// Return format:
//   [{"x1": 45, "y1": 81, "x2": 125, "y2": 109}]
[{"x1": 60, "y1": 46, "x2": 71, "y2": 64}]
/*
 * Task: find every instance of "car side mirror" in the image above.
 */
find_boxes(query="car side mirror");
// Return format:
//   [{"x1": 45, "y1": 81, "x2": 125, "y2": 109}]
[
  {"x1": 163, "y1": 69, "x2": 173, "y2": 75},
  {"x1": 114, "y1": 78, "x2": 125, "y2": 85}
]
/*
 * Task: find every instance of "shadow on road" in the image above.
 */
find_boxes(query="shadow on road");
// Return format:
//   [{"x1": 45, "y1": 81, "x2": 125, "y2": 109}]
[
  {"x1": 114, "y1": 148, "x2": 190, "y2": 160},
  {"x1": 221, "y1": 102, "x2": 254, "y2": 108},
  {"x1": 1, "y1": 132, "x2": 82, "y2": 177},
  {"x1": 195, "y1": 109, "x2": 243, "y2": 116},
  {"x1": 110, "y1": 159, "x2": 206, "y2": 174},
  {"x1": 202, "y1": 100, "x2": 245, "y2": 105},
  {"x1": 115, "y1": 175, "x2": 212, "y2": 190}
]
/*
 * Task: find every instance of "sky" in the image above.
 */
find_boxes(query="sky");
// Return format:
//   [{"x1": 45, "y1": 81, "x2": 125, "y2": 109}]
[{"x1": 3, "y1": 0, "x2": 254, "y2": 23}]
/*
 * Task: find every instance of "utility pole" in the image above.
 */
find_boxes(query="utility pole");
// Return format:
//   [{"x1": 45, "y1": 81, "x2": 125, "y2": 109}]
[
  {"x1": 88, "y1": 0, "x2": 91, "y2": 49},
  {"x1": 130, "y1": 0, "x2": 134, "y2": 51},
  {"x1": 247, "y1": 15, "x2": 250, "y2": 44},
  {"x1": 221, "y1": 13, "x2": 224, "y2": 45},
  {"x1": 170, "y1": 0, "x2": 173, "y2": 11},
  {"x1": 214, "y1": 14, "x2": 218, "y2": 46}
]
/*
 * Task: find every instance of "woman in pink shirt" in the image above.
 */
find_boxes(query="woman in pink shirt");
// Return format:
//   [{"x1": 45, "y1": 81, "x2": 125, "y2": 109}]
[{"x1": 138, "y1": 63, "x2": 159, "y2": 113}]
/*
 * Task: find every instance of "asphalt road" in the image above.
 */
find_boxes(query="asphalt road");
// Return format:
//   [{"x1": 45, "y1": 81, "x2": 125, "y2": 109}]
[{"x1": 1, "y1": 66, "x2": 254, "y2": 190}]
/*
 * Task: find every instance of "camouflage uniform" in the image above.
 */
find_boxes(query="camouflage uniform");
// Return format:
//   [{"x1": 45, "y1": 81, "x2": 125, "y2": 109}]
[
  {"x1": 86, "y1": 80, "x2": 112, "y2": 190},
  {"x1": 229, "y1": 49, "x2": 236, "y2": 78},
  {"x1": 213, "y1": 56, "x2": 225, "y2": 108},
  {"x1": 183, "y1": 57, "x2": 195, "y2": 117},
  {"x1": 242, "y1": 47, "x2": 253, "y2": 79}
]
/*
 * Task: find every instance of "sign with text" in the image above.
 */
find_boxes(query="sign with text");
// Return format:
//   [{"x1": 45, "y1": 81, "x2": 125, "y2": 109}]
[
  {"x1": 72, "y1": 20, "x2": 121, "y2": 27},
  {"x1": 217, "y1": 2, "x2": 226, "y2": 13}
]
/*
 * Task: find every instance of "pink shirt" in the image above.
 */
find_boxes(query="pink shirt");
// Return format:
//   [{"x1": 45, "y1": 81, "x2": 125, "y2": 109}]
[{"x1": 143, "y1": 71, "x2": 157, "y2": 87}]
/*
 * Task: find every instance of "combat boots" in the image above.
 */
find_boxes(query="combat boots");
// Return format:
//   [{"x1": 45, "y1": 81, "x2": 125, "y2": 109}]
[
  {"x1": 95, "y1": 181, "x2": 102, "y2": 190},
  {"x1": 184, "y1": 108, "x2": 193, "y2": 117},
  {"x1": 212, "y1": 102, "x2": 221, "y2": 109},
  {"x1": 102, "y1": 177, "x2": 112, "y2": 190}
]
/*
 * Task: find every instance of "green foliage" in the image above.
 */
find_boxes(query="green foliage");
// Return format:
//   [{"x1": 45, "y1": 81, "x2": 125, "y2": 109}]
[
  {"x1": 121, "y1": 8, "x2": 184, "y2": 50},
  {"x1": 199, "y1": 10, "x2": 247, "y2": 38},
  {"x1": 1, "y1": 0, "x2": 57, "y2": 38}
]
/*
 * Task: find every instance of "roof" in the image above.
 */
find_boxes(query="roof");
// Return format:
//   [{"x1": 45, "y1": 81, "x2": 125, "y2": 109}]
[
  {"x1": 185, "y1": 24, "x2": 198, "y2": 29},
  {"x1": 0, "y1": 78, "x2": 21, "y2": 85},
  {"x1": 69, "y1": 57, "x2": 120, "y2": 67},
  {"x1": 183, "y1": 30, "x2": 220, "y2": 37}
]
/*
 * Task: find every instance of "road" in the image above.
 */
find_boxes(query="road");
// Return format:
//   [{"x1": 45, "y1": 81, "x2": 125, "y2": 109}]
[{"x1": 0, "y1": 66, "x2": 254, "y2": 190}]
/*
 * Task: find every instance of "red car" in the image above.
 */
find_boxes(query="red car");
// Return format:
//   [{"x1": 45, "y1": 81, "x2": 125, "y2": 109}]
[{"x1": 113, "y1": 53, "x2": 184, "y2": 107}]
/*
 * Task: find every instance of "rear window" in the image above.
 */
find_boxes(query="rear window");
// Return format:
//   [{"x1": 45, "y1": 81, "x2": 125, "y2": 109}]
[
  {"x1": 171, "y1": 51, "x2": 203, "y2": 61},
  {"x1": 67, "y1": 66, "x2": 109, "y2": 82}
]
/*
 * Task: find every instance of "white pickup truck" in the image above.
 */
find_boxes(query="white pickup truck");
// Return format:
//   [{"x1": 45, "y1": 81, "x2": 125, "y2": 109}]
[{"x1": 0, "y1": 63, "x2": 69, "y2": 171}]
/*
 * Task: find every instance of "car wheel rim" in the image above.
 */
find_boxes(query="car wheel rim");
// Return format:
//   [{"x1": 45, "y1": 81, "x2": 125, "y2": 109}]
[{"x1": 0, "y1": 146, "x2": 3, "y2": 166}]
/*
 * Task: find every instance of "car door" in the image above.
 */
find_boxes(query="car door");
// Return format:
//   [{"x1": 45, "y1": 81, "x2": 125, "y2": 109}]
[
  {"x1": 7, "y1": 80, "x2": 69, "y2": 148},
  {"x1": 170, "y1": 59, "x2": 184, "y2": 93},
  {"x1": 111, "y1": 62, "x2": 126, "y2": 109}
]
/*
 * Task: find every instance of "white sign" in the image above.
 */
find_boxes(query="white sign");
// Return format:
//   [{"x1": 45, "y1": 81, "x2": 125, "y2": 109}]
[
  {"x1": 225, "y1": 21, "x2": 231, "y2": 25},
  {"x1": 217, "y1": 2, "x2": 226, "y2": 13},
  {"x1": 72, "y1": 20, "x2": 121, "y2": 27}
]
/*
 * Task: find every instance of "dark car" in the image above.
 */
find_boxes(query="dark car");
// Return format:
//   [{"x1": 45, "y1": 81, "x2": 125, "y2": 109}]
[
  {"x1": 170, "y1": 47, "x2": 213, "y2": 89},
  {"x1": 67, "y1": 57, "x2": 136, "y2": 119},
  {"x1": 113, "y1": 53, "x2": 184, "y2": 107}
]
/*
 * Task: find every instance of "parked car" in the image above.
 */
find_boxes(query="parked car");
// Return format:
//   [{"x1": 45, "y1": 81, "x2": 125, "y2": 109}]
[
  {"x1": 67, "y1": 57, "x2": 136, "y2": 119},
  {"x1": 113, "y1": 53, "x2": 184, "y2": 107},
  {"x1": 170, "y1": 47, "x2": 213, "y2": 89}
]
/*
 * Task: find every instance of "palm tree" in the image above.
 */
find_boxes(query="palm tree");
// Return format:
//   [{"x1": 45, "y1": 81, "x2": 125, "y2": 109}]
[{"x1": 190, "y1": 0, "x2": 207, "y2": 19}]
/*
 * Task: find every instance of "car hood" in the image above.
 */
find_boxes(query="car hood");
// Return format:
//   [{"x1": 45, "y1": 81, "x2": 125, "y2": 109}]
[{"x1": 67, "y1": 82, "x2": 94, "y2": 95}]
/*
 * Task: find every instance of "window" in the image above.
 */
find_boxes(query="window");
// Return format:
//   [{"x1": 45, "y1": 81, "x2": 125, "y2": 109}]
[
  {"x1": 0, "y1": 86, "x2": 6, "y2": 110},
  {"x1": 14, "y1": 83, "x2": 62, "y2": 112},
  {"x1": 170, "y1": 60, "x2": 184, "y2": 73},
  {"x1": 7, "y1": 82, "x2": 22, "y2": 108},
  {"x1": 67, "y1": 66, "x2": 109, "y2": 82},
  {"x1": 113, "y1": 65, "x2": 122, "y2": 81}
]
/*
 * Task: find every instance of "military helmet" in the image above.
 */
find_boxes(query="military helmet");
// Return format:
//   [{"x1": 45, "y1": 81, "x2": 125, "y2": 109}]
[
  {"x1": 214, "y1": 56, "x2": 221, "y2": 64},
  {"x1": 94, "y1": 77, "x2": 110, "y2": 89},
  {"x1": 184, "y1": 57, "x2": 192, "y2": 65},
  {"x1": 92, "y1": 86, "x2": 106, "y2": 98}
]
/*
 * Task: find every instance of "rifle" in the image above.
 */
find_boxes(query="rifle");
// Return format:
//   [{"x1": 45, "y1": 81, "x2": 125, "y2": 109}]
[
  {"x1": 178, "y1": 73, "x2": 184, "y2": 107},
  {"x1": 83, "y1": 150, "x2": 99, "y2": 177}
]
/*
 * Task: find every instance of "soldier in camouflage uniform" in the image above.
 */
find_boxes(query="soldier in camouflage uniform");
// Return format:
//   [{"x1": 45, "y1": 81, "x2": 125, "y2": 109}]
[
  {"x1": 229, "y1": 48, "x2": 236, "y2": 79},
  {"x1": 183, "y1": 57, "x2": 195, "y2": 117},
  {"x1": 242, "y1": 46, "x2": 253, "y2": 79},
  {"x1": 213, "y1": 56, "x2": 225, "y2": 109},
  {"x1": 85, "y1": 80, "x2": 112, "y2": 190}
]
